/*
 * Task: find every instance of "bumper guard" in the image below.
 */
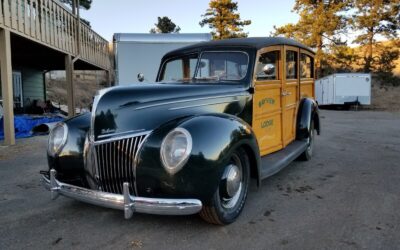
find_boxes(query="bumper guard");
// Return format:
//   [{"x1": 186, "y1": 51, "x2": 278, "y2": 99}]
[{"x1": 41, "y1": 169, "x2": 202, "y2": 219}]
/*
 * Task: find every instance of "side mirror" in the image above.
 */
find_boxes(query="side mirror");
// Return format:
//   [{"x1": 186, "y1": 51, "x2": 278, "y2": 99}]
[
  {"x1": 263, "y1": 64, "x2": 275, "y2": 76},
  {"x1": 199, "y1": 61, "x2": 207, "y2": 68},
  {"x1": 137, "y1": 73, "x2": 145, "y2": 82}
]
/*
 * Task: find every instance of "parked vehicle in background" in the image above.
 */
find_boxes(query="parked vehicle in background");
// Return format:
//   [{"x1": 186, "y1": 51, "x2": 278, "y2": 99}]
[
  {"x1": 113, "y1": 33, "x2": 211, "y2": 84},
  {"x1": 315, "y1": 73, "x2": 371, "y2": 107},
  {"x1": 42, "y1": 37, "x2": 320, "y2": 225}
]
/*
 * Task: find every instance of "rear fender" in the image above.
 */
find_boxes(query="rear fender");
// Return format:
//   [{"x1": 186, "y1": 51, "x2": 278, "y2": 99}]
[{"x1": 296, "y1": 98, "x2": 321, "y2": 140}]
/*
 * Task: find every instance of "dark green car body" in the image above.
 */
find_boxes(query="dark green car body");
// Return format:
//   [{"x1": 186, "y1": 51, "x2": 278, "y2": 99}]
[{"x1": 46, "y1": 37, "x2": 319, "y2": 206}]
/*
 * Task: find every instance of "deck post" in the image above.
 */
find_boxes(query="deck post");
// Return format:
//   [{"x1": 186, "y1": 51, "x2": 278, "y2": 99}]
[
  {"x1": 65, "y1": 55, "x2": 76, "y2": 117},
  {"x1": 106, "y1": 70, "x2": 112, "y2": 86},
  {"x1": 0, "y1": 28, "x2": 16, "y2": 145}
]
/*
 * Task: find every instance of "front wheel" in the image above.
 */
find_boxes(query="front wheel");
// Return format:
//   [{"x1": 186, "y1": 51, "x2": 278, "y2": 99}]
[{"x1": 200, "y1": 147, "x2": 250, "y2": 225}]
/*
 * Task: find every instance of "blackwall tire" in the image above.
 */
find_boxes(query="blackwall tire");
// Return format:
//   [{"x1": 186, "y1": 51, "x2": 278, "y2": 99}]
[
  {"x1": 298, "y1": 122, "x2": 315, "y2": 161},
  {"x1": 200, "y1": 147, "x2": 250, "y2": 225}
]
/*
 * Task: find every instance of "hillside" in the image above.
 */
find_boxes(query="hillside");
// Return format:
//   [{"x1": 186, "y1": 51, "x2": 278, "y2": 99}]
[
  {"x1": 45, "y1": 71, "x2": 108, "y2": 113},
  {"x1": 370, "y1": 81, "x2": 400, "y2": 111},
  {"x1": 351, "y1": 40, "x2": 400, "y2": 76}
]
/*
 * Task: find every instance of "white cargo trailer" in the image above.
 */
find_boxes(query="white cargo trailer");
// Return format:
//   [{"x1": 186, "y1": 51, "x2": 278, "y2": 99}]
[
  {"x1": 315, "y1": 73, "x2": 371, "y2": 106},
  {"x1": 113, "y1": 33, "x2": 212, "y2": 85}
]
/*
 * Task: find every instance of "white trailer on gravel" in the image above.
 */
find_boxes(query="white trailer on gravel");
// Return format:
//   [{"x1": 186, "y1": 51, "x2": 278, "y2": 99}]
[
  {"x1": 113, "y1": 33, "x2": 212, "y2": 85},
  {"x1": 315, "y1": 73, "x2": 371, "y2": 106}
]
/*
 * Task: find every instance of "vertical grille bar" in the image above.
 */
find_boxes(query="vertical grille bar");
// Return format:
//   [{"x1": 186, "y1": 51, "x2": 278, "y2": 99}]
[
  {"x1": 114, "y1": 141, "x2": 119, "y2": 193},
  {"x1": 108, "y1": 142, "x2": 115, "y2": 194},
  {"x1": 117, "y1": 140, "x2": 123, "y2": 193},
  {"x1": 93, "y1": 134, "x2": 147, "y2": 195},
  {"x1": 130, "y1": 137, "x2": 138, "y2": 189},
  {"x1": 111, "y1": 141, "x2": 117, "y2": 194},
  {"x1": 128, "y1": 137, "x2": 136, "y2": 193}
]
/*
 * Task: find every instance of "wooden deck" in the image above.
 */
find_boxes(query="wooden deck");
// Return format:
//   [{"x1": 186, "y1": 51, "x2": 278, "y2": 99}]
[{"x1": 0, "y1": 0, "x2": 110, "y2": 70}]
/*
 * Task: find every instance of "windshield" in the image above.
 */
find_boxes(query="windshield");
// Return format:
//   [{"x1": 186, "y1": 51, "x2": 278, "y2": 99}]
[{"x1": 159, "y1": 52, "x2": 249, "y2": 83}]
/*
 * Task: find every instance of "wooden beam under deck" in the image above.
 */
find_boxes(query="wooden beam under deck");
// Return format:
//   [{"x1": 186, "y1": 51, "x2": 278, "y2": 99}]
[{"x1": 0, "y1": 28, "x2": 15, "y2": 145}]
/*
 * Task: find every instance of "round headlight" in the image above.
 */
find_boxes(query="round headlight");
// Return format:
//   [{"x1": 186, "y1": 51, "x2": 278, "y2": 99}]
[
  {"x1": 160, "y1": 128, "x2": 192, "y2": 175},
  {"x1": 48, "y1": 123, "x2": 68, "y2": 156}
]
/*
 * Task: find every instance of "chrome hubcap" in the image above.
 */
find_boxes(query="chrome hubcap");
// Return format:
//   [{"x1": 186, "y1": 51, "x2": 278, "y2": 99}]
[
  {"x1": 221, "y1": 154, "x2": 243, "y2": 209},
  {"x1": 226, "y1": 164, "x2": 241, "y2": 197}
]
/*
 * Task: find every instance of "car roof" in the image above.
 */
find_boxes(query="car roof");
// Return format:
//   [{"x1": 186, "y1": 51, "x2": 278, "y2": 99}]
[{"x1": 164, "y1": 37, "x2": 315, "y2": 58}]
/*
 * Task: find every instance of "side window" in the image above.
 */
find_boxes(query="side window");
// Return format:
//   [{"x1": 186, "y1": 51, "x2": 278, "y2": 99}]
[
  {"x1": 300, "y1": 53, "x2": 314, "y2": 78},
  {"x1": 161, "y1": 54, "x2": 198, "y2": 82},
  {"x1": 256, "y1": 51, "x2": 280, "y2": 80},
  {"x1": 162, "y1": 59, "x2": 183, "y2": 81},
  {"x1": 286, "y1": 50, "x2": 298, "y2": 79}
]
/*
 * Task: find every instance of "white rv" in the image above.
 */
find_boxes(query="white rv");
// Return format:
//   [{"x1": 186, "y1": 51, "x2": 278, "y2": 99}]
[
  {"x1": 113, "y1": 33, "x2": 212, "y2": 85},
  {"x1": 315, "y1": 73, "x2": 371, "y2": 106}
]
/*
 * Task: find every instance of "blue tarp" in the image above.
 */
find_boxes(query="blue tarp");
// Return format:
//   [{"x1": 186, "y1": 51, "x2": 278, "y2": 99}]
[{"x1": 0, "y1": 115, "x2": 64, "y2": 140}]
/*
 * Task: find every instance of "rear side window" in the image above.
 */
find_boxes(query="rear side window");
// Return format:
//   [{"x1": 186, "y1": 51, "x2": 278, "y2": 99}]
[
  {"x1": 286, "y1": 50, "x2": 298, "y2": 79},
  {"x1": 300, "y1": 53, "x2": 314, "y2": 78}
]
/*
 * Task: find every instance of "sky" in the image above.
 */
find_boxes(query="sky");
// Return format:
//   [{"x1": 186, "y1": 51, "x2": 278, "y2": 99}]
[{"x1": 80, "y1": 0, "x2": 299, "y2": 41}]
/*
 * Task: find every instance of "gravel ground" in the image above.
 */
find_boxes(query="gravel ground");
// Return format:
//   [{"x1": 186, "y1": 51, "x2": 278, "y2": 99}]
[{"x1": 0, "y1": 110, "x2": 399, "y2": 250}]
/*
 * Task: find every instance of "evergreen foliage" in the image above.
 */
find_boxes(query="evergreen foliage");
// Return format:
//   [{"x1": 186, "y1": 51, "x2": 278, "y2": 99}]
[
  {"x1": 150, "y1": 17, "x2": 181, "y2": 34},
  {"x1": 199, "y1": 0, "x2": 251, "y2": 40},
  {"x1": 273, "y1": 0, "x2": 400, "y2": 78}
]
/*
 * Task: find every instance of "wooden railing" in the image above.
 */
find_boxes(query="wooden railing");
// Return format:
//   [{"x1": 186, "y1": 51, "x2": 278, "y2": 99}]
[{"x1": 0, "y1": 0, "x2": 110, "y2": 70}]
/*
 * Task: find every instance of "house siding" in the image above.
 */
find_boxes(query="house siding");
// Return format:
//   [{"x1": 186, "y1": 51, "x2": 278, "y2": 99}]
[{"x1": 21, "y1": 67, "x2": 45, "y2": 107}]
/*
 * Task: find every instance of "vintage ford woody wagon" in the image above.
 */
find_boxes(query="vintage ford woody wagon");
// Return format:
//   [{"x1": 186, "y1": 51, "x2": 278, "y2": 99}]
[{"x1": 42, "y1": 37, "x2": 320, "y2": 225}]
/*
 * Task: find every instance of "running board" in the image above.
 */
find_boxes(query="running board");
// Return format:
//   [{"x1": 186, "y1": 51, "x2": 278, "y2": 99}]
[{"x1": 260, "y1": 140, "x2": 308, "y2": 180}]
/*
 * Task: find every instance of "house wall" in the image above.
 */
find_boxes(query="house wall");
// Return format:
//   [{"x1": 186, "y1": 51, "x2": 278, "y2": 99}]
[{"x1": 20, "y1": 67, "x2": 45, "y2": 107}]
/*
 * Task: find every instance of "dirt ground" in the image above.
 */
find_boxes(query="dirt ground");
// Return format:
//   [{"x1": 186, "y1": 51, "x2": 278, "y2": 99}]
[{"x1": 0, "y1": 110, "x2": 400, "y2": 250}]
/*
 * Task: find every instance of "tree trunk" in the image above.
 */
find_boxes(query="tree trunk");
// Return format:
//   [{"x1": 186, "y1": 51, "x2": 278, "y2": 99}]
[
  {"x1": 364, "y1": 28, "x2": 374, "y2": 73},
  {"x1": 315, "y1": 34, "x2": 323, "y2": 78}
]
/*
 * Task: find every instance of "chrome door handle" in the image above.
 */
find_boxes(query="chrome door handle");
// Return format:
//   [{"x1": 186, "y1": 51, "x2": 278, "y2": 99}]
[{"x1": 281, "y1": 91, "x2": 292, "y2": 96}]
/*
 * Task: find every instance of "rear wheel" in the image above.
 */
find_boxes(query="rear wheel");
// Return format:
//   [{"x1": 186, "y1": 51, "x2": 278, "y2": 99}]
[
  {"x1": 200, "y1": 147, "x2": 250, "y2": 225},
  {"x1": 298, "y1": 122, "x2": 315, "y2": 161}
]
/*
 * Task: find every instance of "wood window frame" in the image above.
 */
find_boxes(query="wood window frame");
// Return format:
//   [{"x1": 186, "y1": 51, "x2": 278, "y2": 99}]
[
  {"x1": 252, "y1": 45, "x2": 282, "y2": 86},
  {"x1": 299, "y1": 49, "x2": 315, "y2": 81},
  {"x1": 284, "y1": 46, "x2": 299, "y2": 83}
]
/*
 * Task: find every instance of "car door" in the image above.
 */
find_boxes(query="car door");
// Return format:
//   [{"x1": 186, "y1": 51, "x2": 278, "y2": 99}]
[
  {"x1": 282, "y1": 46, "x2": 300, "y2": 147},
  {"x1": 252, "y1": 46, "x2": 284, "y2": 156}
]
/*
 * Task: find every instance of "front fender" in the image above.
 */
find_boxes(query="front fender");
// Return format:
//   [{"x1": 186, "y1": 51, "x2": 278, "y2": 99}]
[
  {"x1": 136, "y1": 114, "x2": 260, "y2": 202},
  {"x1": 47, "y1": 113, "x2": 90, "y2": 184},
  {"x1": 296, "y1": 98, "x2": 320, "y2": 140}
]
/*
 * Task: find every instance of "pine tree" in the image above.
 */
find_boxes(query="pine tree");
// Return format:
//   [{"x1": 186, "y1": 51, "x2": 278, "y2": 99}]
[
  {"x1": 199, "y1": 0, "x2": 251, "y2": 40},
  {"x1": 60, "y1": 0, "x2": 92, "y2": 10},
  {"x1": 150, "y1": 17, "x2": 181, "y2": 34},
  {"x1": 350, "y1": 0, "x2": 399, "y2": 72},
  {"x1": 60, "y1": 0, "x2": 93, "y2": 26},
  {"x1": 274, "y1": 0, "x2": 350, "y2": 77}
]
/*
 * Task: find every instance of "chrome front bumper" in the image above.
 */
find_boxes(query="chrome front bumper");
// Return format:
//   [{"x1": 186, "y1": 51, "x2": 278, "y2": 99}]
[{"x1": 41, "y1": 169, "x2": 202, "y2": 219}]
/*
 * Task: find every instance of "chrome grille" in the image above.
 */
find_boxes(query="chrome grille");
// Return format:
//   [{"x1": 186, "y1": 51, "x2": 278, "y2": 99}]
[{"x1": 94, "y1": 134, "x2": 147, "y2": 194}]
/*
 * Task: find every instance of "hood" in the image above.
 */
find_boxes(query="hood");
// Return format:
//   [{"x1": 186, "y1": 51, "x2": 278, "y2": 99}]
[{"x1": 92, "y1": 83, "x2": 250, "y2": 140}]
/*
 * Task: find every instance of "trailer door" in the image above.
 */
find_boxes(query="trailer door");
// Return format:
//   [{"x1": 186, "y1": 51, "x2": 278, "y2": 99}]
[{"x1": 323, "y1": 78, "x2": 331, "y2": 104}]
